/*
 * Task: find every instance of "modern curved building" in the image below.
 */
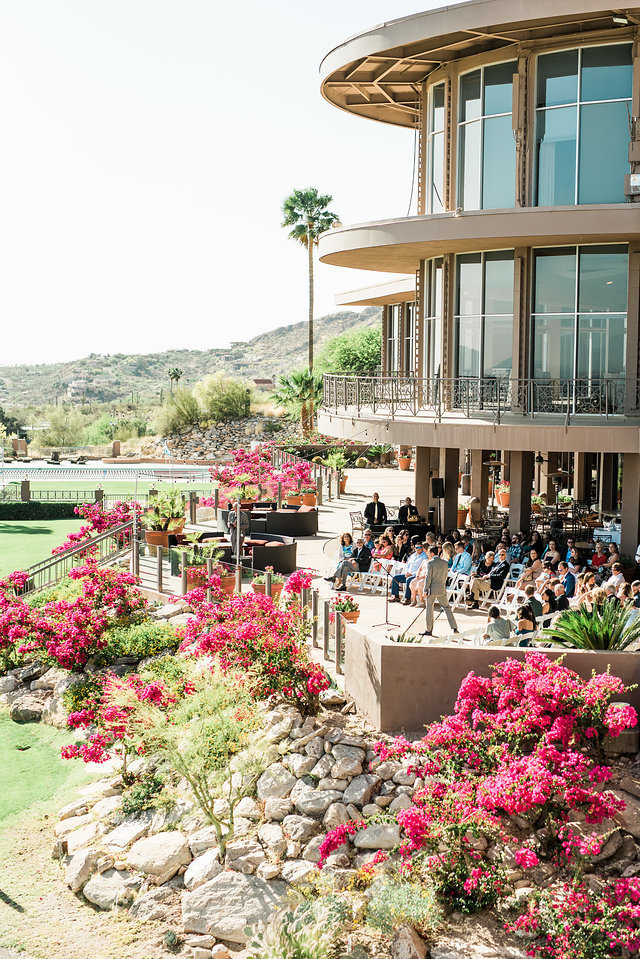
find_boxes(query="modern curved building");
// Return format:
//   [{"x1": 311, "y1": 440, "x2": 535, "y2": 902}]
[{"x1": 316, "y1": 0, "x2": 640, "y2": 554}]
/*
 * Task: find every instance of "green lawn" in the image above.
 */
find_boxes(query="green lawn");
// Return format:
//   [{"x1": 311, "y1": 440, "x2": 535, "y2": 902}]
[
  {"x1": 0, "y1": 519, "x2": 83, "y2": 577},
  {"x1": 0, "y1": 714, "x2": 92, "y2": 827}
]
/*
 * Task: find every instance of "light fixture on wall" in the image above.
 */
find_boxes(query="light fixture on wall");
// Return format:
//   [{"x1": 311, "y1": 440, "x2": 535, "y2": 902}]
[{"x1": 613, "y1": 15, "x2": 630, "y2": 25}]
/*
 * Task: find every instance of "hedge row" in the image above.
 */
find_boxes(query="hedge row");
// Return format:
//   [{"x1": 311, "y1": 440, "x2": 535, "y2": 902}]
[{"x1": 0, "y1": 502, "x2": 79, "y2": 520}]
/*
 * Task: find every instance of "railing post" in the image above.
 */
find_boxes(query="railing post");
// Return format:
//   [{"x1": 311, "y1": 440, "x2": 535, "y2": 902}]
[
  {"x1": 355, "y1": 376, "x2": 360, "y2": 413},
  {"x1": 181, "y1": 550, "x2": 188, "y2": 596},
  {"x1": 214, "y1": 487, "x2": 219, "y2": 512},
  {"x1": 323, "y1": 599, "x2": 331, "y2": 661},
  {"x1": 334, "y1": 611, "x2": 343, "y2": 676},
  {"x1": 327, "y1": 471, "x2": 332, "y2": 501},
  {"x1": 156, "y1": 548, "x2": 163, "y2": 593},
  {"x1": 277, "y1": 481, "x2": 283, "y2": 510},
  {"x1": 206, "y1": 557, "x2": 213, "y2": 603},
  {"x1": 132, "y1": 536, "x2": 139, "y2": 578},
  {"x1": 189, "y1": 491, "x2": 197, "y2": 524},
  {"x1": 311, "y1": 589, "x2": 319, "y2": 648},
  {"x1": 265, "y1": 567, "x2": 272, "y2": 598},
  {"x1": 335, "y1": 470, "x2": 341, "y2": 499},
  {"x1": 316, "y1": 477, "x2": 323, "y2": 507}
]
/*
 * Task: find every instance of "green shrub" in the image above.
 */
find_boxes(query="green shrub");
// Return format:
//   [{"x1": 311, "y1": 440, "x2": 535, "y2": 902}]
[
  {"x1": 26, "y1": 580, "x2": 83, "y2": 608},
  {"x1": 95, "y1": 620, "x2": 179, "y2": 665},
  {"x1": 194, "y1": 373, "x2": 252, "y2": 421},
  {"x1": 120, "y1": 769, "x2": 164, "y2": 815},
  {"x1": 0, "y1": 502, "x2": 79, "y2": 520},
  {"x1": 155, "y1": 387, "x2": 201, "y2": 435},
  {"x1": 366, "y1": 878, "x2": 441, "y2": 938},
  {"x1": 545, "y1": 602, "x2": 640, "y2": 650},
  {"x1": 247, "y1": 898, "x2": 348, "y2": 959},
  {"x1": 62, "y1": 674, "x2": 104, "y2": 716}
]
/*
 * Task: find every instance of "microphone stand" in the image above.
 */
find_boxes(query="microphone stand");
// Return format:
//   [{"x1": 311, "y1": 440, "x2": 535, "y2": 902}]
[{"x1": 373, "y1": 561, "x2": 400, "y2": 629}]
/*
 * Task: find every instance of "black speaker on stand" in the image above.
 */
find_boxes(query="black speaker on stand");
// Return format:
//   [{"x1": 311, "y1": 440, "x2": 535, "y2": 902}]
[{"x1": 431, "y1": 477, "x2": 445, "y2": 532}]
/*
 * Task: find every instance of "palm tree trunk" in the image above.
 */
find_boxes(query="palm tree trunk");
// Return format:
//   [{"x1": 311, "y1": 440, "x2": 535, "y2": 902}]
[
  {"x1": 308, "y1": 235, "x2": 314, "y2": 429},
  {"x1": 301, "y1": 401, "x2": 309, "y2": 436}
]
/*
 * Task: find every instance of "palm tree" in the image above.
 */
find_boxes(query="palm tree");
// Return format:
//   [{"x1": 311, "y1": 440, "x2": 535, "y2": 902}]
[
  {"x1": 271, "y1": 371, "x2": 323, "y2": 436},
  {"x1": 544, "y1": 602, "x2": 640, "y2": 650},
  {"x1": 282, "y1": 188, "x2": 340, "y2": 422},
  {"x1": 167, "y1": 367, "x2": 183, "y2": 395}
]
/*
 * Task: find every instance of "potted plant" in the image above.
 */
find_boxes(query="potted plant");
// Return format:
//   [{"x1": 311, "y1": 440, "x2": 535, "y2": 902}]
[
  {"x1": 324, "y1": 450, "x2": 348, "y2": 493},
  {"x1": 226, "y1": 484, "x2": 259, "y2": 509},
  {"x1": 300, "y1": 483, "x2": 317, "y2": 507},
  {"x1": 398, "y1": 447, "x2": 412, "y2": 471},
  {"x1": 495, "y1": 480, "x2": 510, "y2": 509},
  {"x1": 457, "y1": 499, "x2": 470, "y2": 528},
  {"x1": 531, "y1": 494, "x2": 544, "y2": 513},
  {"x1": 330, "y1": 594, "x2": 360, "y2": 624},
  {"x1": 251, "y1": 566, "x2": 285, "y2": 598},
  {"x1": 141, "y1": 489, "x2": 186, "y2": 549},
  {"x1": 171, "y1": 538, "x2": 224, "y2": 586},
  {"x1": 380, "y1": 443, "x2": 393, "y2": 465}
]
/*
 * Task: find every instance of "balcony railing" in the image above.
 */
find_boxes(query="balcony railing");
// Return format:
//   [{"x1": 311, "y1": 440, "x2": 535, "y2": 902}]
[{"x1": 322, "y1": 374, "x2": 633, "y2": 424}]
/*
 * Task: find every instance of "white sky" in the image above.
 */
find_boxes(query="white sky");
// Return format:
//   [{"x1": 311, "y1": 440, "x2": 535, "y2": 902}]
[{"x1": 0, "y1": 1, "x2": 452, "y2": 365}]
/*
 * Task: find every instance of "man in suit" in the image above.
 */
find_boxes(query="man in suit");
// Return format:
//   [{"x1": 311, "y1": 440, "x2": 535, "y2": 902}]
[
  {"x1": 364, "y1": 492, "x2": 387, "y2": 527},
  {"x1": 398, "y1": 496, "x2": 420, "y2": 525},
  {"x1": 333, "y1": 537, "x2": 373, "y2": 590},
  {"x1": 557, "y1": 561, "x2": 575, "y2": 598},
  {"x1": 422, "y1": 546, "x2": 459, "y2": 635}
]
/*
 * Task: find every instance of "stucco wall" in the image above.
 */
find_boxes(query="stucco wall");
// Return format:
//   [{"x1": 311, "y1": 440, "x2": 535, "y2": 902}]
[{"x1": 344, "y1": 629, "x2": 640, "y2": 732}]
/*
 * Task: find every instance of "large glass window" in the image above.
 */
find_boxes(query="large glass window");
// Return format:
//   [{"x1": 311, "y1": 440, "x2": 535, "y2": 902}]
[
  {"x1": 426, "y1": 83, "x2": 445, "y2": 214},
  {"x1": 423, "y1": 258, "x2": 443, "y2": 378},
  {"x1": 404, "y1": 302, "x2": 416, "y2": 372},
  {"x1": 386, "y1": 304, "x2": 400, "y2": 373},
  {"x1": 531, "y1": 245, "x2": 628, "y2": 382},
  {"x1": 455, "y1": 251, "x2": 514, "y2": 377},
  {"x1": 535, "y1": 44, "x2": 632, "y2": 205},
  {"x1": 458, "y1": 61, "x2": 517, "y2": 210}
]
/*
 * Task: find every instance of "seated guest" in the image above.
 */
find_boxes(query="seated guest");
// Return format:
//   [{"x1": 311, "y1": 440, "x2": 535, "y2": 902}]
[
  {"x1": 553, "y1": 583, "x2": 570, "y2": 611},
  {"x1": 617, "y1": 582, "x2": 633, "y2": 605},
  {"x1": 591, "y1": 541, "x2": 608, "y2": 574},
  {"x1": 468, "y1": 548, "x2": 510, "y2": 609},
  {"x1": 507, "y1": 534, "x2": 524, "y2": 563},
  {"x1": 364, "y1": 492, "x2": 387, "y2": 527},
  {"x1": 541, "y1": 587, "x2": 557, "y2": 616},
  {"x1": 332, "y1": 536, "x2": 373, "y2": 590},
  {"x1": 632, "y1": 579, "x2": 640, "y2": 609},
  {"x1": 541, "y1": 538, "x2": 562, "y2": 568},
  {"x1": 605, "y1": 542, "x2": 622, "y2": 569},
  {"x1": 591, "y1": 587, "x2": 608, "y2": 612},
  {"x1": 384, "y1": 525, "x2": 396, "y2": 543},
  {"x1": 441, "y1": 541, "x2": 454, "y2": 567},
  {"x1": 372, "y1": 534, "x2": 394, "y2": 561},
  {"x1": 516, "y1": 604, "x2": 537, "y2": 645},
  {"x1": 389, "y1": 541, "x2": 427, "y2": 604},
  {"x1": 409, "y1": 555, "x2": 429, "y2": 607},
  {"x1": 325, "y1": 532, "x2": 354, "y2": 581},
  {"x1": 535, "y1": 562, "x2": 555, "y2": 593},
  {"x1": 516, "y1": 549, "x2": 542, "y2": 590},
  {"x1": 568, "y1": 547, "x2": 586, "y2": 576},
  {"x1": 398, "y1": 496, "x2": 420, "y2": 525},
  {"x1": 525, "y1": 530, "x2": 543, "y2": 555},
  {"x1": 604, "y1": 562, "x2": 625, "y2": 590},
  {"x1": 557, "y1": 561, "x2": 576, "y2": 598},
  {"x1": 450, "y1": 541, "x2": 472, "y2": 576},
  {"x1": 483, "y1": 606, "x2": 513, "y2": 643},
  {"x1": 363, "y1": 528, "x2": 375, "y2": 551},
  {"x1": 524, "y1": 584, "x2": 543, "y2": 619},
  {"x1": 605, "y1": 584, "x2": 620, "y2": 605}
]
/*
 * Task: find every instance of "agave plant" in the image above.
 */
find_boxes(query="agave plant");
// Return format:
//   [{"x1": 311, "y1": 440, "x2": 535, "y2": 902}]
[{"x1": 544, "y1": 602, "x2": 640, "y2": 651}]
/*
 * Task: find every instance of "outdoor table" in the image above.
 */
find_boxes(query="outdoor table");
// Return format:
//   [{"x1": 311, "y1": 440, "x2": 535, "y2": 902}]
[{"x1": 593, "y1": 527, "x2": 621, "y2": 545}]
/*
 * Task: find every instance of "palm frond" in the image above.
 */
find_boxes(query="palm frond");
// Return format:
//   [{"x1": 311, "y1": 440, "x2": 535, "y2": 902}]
[{"x1": 544, "y1": 602, "x2": 640, "y2": 651}]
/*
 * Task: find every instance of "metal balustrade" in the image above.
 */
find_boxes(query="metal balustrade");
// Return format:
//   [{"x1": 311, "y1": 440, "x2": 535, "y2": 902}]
[{"x1": 323, "y1": 374, "x2": 633, "y2": 424}]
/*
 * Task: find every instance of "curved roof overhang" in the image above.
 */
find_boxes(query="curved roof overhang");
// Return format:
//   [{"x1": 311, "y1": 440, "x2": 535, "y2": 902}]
[
  {"x1": 318, "y1": 204, "x2": 640, "y2": 273},
  {"x1": 320, "y1": 0, "x2": 640, "y2": 128},
  {"x1": 335, "y1": 276, "x2": 416, "y2": 306}
]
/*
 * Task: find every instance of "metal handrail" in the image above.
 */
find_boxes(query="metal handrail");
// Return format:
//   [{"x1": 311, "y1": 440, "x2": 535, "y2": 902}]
[
  {"x1": 17, "y1": 520, "x2": 135, "y2": 595},
  {"x1": 322, "y1": 374, "x2": 632, "y2": 423}
]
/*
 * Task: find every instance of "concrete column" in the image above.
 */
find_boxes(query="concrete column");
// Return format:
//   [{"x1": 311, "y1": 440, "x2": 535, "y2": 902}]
[
  {"x1": 573, "y1": 453, "x2": 589, "y2": 502},
  {"x1": 20, "y1": 480, "x2": 30, "y2": 502},
  {"x1": 600, "y1": 454, "x2": 618, "y2": 513},
  {"x1": 439, "y1": 447, "x2": 459, "y2": 533},
  {"x1": 414, "y1": 446, "x2": 433, "y2": 520},
  {"x1": 471, "y1": 449, "x2": 489, "y2": 510},
  {"x1": 501, "y1": 451, "x2": 510, "y2": 483},
  {"x1": 542, "y1": 452, "x2": 559, "y2": 504},
  {"x1": 621, "y1": 453, "x2": 640, "y2": 558},
  {"x1": 509, "y1": 450, "x2": 534, "y2": 532}
]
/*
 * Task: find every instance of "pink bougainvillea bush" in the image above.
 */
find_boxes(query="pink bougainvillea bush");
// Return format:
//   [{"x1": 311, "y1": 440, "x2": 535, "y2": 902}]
[
  {"x1": 319, "y1": 653, "x2": 638, "y2": 928},
  {"x1": 207, "y1": 445, "x2": 315, "y2": 504},
  {"x1": 0, "y1": 561, "x2": 147, "y2": 671},
  {"x1": 52, "y1": 501, "x2": 143, "y2": 556}
]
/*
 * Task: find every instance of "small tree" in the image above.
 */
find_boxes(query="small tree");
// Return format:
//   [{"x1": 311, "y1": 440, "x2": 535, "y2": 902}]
[
  {"x1": 155, "y1": 387, "x2": 200, "y2": 435},
  {"x1": 194, "y1": 373, "x2": 252, "y2": 422},
  {"x1": 167, "y1": 367, "x2": 183, "y2": 394},
  {"x1": 316, "y1": 325, "x2": 382, "y2": 374},
  {"x1": 271, "y1": 370, "x2": 322, "y2": 436}
]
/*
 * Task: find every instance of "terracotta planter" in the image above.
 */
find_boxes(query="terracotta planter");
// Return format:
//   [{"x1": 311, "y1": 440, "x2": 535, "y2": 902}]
[
  {"x1": 398, "y1": 457, "x2": 412, "y2": 471},
  {"x1": 339, "y1": 609, "x2": 360, "y2": 623},
  {"x1": 339, "y1": 478, "x2": 347, "y2": 494},
  {"x1": 145, "y1": 530, "x2": 169, "y2": 549},
  {"x1": 219, "y1": 574, "x2": 236, "y2": 594},
  {"x1": 251, "y1": 583, "x2": 284, "y2": 599},
  {"x1": 186, "y1": 566, "x2": 207, "y2": 587},
  {"x1": 496, "y1": 491, "x2": 510, "y2": 508},
  {"x1": 301, "y1": 493, "x2": 317, "y2": 507},
  {"x1": 287, "y1": 494, "x2": 302, "y2": 506},
  {"x1": 456, "y1": 509, "x2": 468, "y2": 528},
  {"x1": 531, "y1": 503, "x2": 542, "y2": 514}
]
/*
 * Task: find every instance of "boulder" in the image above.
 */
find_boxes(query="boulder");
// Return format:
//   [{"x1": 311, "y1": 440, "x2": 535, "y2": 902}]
[
  {"x1": 102, "y1": 810, "x2": 154, "y2": 852},
  {"x1": 342, "y1": 774, "x2": 382, "y2": 808},
  {"x1": 234, "y1": 796, "x2": 261, "y2": 820},
  {"x1": 126, "y1": 831, "x2": 191, "y2": 878},
  {"x1": 391, "y1": 926, "x2": 427, "y2": 959},
  {"x1": 258, "y1": 823, "x2": 287, "y2": 859},
  {"x1": 128, "y1": 886, "x2": 174, "y2": 921},
  {"x1": 225, "y1": 840, "x2": 267, "y2": 872},
  {"x1": 189, "y1": 826, "x2": 221, "y2": 856},
  {"x1": 257, "y1": 763, "x2": 296, "y2": 801},
  {"x1": 91, "y1": 795, "x2": 122, "y2": 821},
  {"x1": 55, "y1": 814, "x2": 95, "y2": 839},
  {"x1": 264, "y1": 798, "x2": 293, "y2": 822},
  {"x1": 182, "y1": 872, "x2": 289, "y2": 942},
  {"x1": 319, "y1": 689, "x2": 346, "y2": 707},
  {"x1": 31, "y1": 667, "x2": 68, "y2": 690},
  {"x1": 83, "y1": 869, "x2": 133, "y2": 910},
  {"x1": 310, "y1": 755, "x2": 334, "y2": 779},
  {"x1": 304, "y1": 737, "x2": 325, "y2": 759},
  {"x1": 282, "y1": 815, "x2": 320, "y2": 842},
  {"x1": 10, "y1": 694, "x2": 46, "y2": 723},
  {"x1": 291, "y1": 784, "x2": 344, "y2": 817},
  {"x1": 0, "y1": 675, "x2": 17, "y2": 695},
  {"x1": 284, "y1": 754, "x2": 317, "y2": 777},
  {"x1": 279, "y1": 860, "x2": 317, "y2": 887},
  {"x1": 354, "y1": 824, "x2": 400, "y2": 850},
  {"x1": 65, "y1": 849, "x2": 97, "y2": 893},
  {"x1": 331, "y1": 757, "x2": 362, "y2": 779},
  {"x1": 323, "y1": 803, "x2": 351, "y2": 830},
  {"x1": 302, "y1": 836, "x2": 325, "y2": 863},
  {"x1": 332, "y1": 744, "x2": 366, "y2": 764},
  {"x1": 41, "y1": 695, "x2": 68, "y2": 728},
  {"x1": 66, "y1": 821, "x2": 103, "y2": 853},
  {"x1": 59, "y1": 799, "x2": 89, "y2": 821},
  {"x1": 184, "y1": 848, "x2": 224, "y2": 891}
]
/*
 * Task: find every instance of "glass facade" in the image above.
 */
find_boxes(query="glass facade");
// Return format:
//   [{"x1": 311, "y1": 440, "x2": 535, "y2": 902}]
[
  {"x1": 404, "y1": 302, "x2": 416, "y2": 372},
  {"x1": 455, "y1": 251, "x2": 514, "y2": 377},
  {"x1": 426, "y1": 83, "x2": 445, "y2": 214},
  {"x1": 532, "y1": 245, "x2": 628, "y2": 381},
  {"x1": 458, "y1": 61, "x2": 517, "y2": 210},
  {"x1": 535, "y1": 44, "x2": 632, "y2": 205},
  {"x1": 386, "y1": 304, "x2": 400, "y2": 373},
  {"x1": 423, "y1": 258, "x2": 443, "y2": 378}
]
